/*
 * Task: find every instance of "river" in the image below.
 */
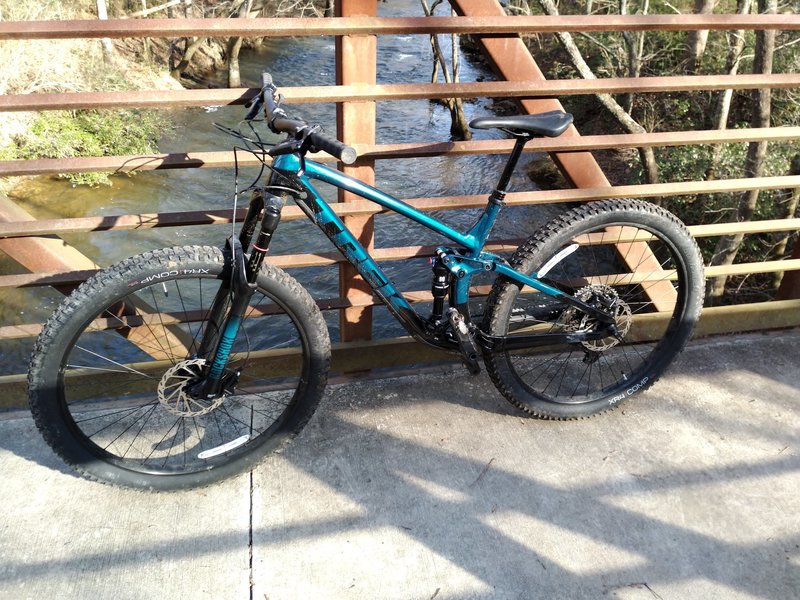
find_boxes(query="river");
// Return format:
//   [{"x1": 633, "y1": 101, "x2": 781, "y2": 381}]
[{"x1": 1, "y1": 0, "x2": 554, "y2": 376}]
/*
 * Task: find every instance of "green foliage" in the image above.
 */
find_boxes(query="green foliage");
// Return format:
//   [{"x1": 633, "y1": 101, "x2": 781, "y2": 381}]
[
  {"x1": 6, "y1": 109, "x2": 167, "y2": 186},
  {"x1": 638, "y1": 141, "x2": 798, "y2": 264}
]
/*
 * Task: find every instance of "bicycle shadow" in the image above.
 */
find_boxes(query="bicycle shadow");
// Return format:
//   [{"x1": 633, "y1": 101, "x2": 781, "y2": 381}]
[
  {"x1": 0, "y1": 333, "x2": 797, "y2": 599},
  {"x1": 246, "y1": 348, "x2": 800, "y2": 598}
]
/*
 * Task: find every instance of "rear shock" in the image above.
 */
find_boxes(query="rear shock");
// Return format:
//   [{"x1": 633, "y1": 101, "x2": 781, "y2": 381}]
[{"x1": 428, "y1": 256, "x2": 451, "y2": 326}]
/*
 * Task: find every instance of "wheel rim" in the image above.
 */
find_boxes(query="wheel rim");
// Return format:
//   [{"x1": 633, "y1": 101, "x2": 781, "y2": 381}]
[
  {"x1": 56, "y1": 269, "x2": 312, "y2": 476},
  {"x1": 498, "y1": 220, "x2": 691, "y2": 405}
]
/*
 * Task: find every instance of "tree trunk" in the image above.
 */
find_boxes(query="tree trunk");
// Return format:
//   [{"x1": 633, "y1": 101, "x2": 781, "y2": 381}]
[
  {"x1": 228, "y1": 37, "x2": 244, "y2": 88},
  {"x1": 228, "y1": 0, "x2": 254, "y2": 89},
  {"x1": 686, "y1": 0, "x2": 719, "y2": 74},
  {"x1": 420, "y1": 0, "x2": 471, "y2": 140},
  {"x1": 141, "y1": 0, "x2": 151, "y2": 62},
  {"x1": 171, "y1": 37, "x2": 207, "y2": 79},
  {"x1": 96, "y1": 0, "x2": 116, "y2": 63},
  {"x1": 536, "y1": 0, "x2": 660, "y2": 187},
  {"x1": 706, "y1": 0, "x2": 751, "y2": 179},
  {"x1": 706, "y1": 0, "x2": 777, "y2": 304},
  {"x1": 619, "y1": 0, "x2": 648, "y2": 114},
  {"x1": 771, "y1": 154, "x2": 800, "y2": 289}
]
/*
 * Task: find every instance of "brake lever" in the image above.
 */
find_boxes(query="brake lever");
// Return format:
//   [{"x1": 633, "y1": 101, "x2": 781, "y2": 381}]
[
  {"x1": 243, "y1": 93, "x2": 264, "y2": 121},
  {"x1": 268, "y1": 92, "x2": 288, "y2": 125},
  {"x1": 268, "y1": 138, "x2": 303, "y2": 157}
]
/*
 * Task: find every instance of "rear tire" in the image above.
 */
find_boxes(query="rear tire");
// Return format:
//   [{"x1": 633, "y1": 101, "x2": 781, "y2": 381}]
[
  {"x1": 28, "y1": 245, "x2": 330, "y2": 490},
  {"x1": 483, "y1": 200, "x2": 704, "y2": 419}
]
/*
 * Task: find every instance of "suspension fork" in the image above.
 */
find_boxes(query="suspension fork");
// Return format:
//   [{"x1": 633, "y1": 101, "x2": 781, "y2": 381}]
[{"x1": 189, "y1": 193, "x2": 284, "y2": 400}]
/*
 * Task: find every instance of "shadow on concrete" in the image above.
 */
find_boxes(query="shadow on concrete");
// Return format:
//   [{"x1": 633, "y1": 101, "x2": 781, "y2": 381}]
[{"x1": 1, "y1": 331, "x2": 798, "y2": 598}]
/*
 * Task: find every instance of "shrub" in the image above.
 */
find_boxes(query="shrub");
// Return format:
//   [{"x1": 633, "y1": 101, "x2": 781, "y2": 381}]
[{"x1": 6, "y1": 109, "x2": 168, "y2": 186}]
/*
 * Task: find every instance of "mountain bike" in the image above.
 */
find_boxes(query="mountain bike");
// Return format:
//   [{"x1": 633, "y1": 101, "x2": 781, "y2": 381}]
[{"x1": 28, "y1": 74, "x2": 704, "y2": 490}]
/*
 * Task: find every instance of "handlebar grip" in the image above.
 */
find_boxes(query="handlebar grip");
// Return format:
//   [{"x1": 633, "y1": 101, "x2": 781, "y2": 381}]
[
  {"x1": 256, "y1": 72, "x2": 357, "y2": 164},
  {"x1": 309, "y1": 132, "x2": 358, "y2": 165}
]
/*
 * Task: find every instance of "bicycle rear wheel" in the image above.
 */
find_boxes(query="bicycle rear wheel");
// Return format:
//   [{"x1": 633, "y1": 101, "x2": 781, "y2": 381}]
[
  {"x1": 483, "y1": 199, "x2": 704, "y2": 419},
  {"x1": 28, "y1": 245, "x2": 330, "y2": 490}
]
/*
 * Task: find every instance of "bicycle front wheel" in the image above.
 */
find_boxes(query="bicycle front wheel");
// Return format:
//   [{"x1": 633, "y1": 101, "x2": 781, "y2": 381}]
[
  {"x1": 28, "y1": 245, "x2": 330, "y2": 490},
  {"x1": 483, "y1": 199, "x2": 704, "y2": 419}
]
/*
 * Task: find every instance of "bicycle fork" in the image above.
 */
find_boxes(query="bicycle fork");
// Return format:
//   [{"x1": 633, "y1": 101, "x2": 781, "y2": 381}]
[{"x1": 187, "y1": 193, "x2": 284, "y2": 400}]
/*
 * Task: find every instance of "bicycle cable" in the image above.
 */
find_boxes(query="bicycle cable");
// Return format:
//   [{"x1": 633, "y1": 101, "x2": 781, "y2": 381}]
[{"x1": 215, "y1": 118, "x2": 306, "y2": 277}]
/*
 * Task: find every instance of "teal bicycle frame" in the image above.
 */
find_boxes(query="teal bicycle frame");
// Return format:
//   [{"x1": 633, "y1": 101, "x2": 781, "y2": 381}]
[
  {"x1": 195, "y1": 141, "x2": 617, "y2": 397},
  {"x1": 269, "y1": 152, "x2": 613, "y2": 351}
]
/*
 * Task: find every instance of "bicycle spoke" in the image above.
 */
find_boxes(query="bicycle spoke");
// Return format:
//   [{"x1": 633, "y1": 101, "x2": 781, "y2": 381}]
[{"x1": 487, "y1": 204, "x2": 700, "y2": 414}]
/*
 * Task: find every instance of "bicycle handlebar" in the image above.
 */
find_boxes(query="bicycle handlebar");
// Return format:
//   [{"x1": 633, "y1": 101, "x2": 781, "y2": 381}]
[{"x1": 245, "y1": 72, "x2": 357, "y2": 165}]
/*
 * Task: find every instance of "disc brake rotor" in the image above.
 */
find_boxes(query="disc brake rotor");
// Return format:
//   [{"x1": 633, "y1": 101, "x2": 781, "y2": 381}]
[
  {"x1": 157, "y1": 358, "x2": 225, "y2": 417},
  {"x1": 559, "y1": 285, "x2": 632, "y2": 351}
]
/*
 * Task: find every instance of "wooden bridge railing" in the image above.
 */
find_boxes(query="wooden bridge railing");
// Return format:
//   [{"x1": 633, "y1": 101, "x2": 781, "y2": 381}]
[{"x1": 1, "y1": 0, "x2": 799, "y2": 404}]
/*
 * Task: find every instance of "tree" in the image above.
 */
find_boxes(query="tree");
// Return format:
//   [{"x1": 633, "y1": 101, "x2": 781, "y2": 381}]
[
  {"x1": 227, "y1": 0, "x2": 255, "y2": 88},
  {"x1": 535, "y1": 0, "x2": 661, "y2": 186},
  {"x1": 685, "y1": 0, "x2": 719, "y2": 73},
  {"x1": 420, "y1": 0, "x2": 471, "y2": 139},
  {"x1": 706, "y1": 0, "x2": 777, "y2": 303},
  {"x1": 706, "y1": 0, "x2": 752, "y2": 180},
  {"x1": 619, "y1": 0, "x2": 648, "y2": 113},
  {"x1": 96, "y1": 0, "x2": 116, "y2": 63}
]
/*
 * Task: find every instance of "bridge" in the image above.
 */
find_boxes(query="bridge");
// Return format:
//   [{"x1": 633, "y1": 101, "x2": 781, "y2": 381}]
[
  {"x1": 0, "y1": 0, "x2": 799, "y2": 408},
  {"x1": 0, "y1": 2, "x2": 798, "y2": 597}
]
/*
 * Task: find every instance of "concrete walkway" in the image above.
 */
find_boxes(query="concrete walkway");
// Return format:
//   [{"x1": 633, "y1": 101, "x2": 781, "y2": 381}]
[{"x1": 1, "y1": 330, "x2": 798, "y2": 600}]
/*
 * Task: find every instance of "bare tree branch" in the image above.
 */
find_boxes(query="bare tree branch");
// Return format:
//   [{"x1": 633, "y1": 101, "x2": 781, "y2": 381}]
[{"x1": 535, "y1": 0, "x2": 660, "y2": 185}]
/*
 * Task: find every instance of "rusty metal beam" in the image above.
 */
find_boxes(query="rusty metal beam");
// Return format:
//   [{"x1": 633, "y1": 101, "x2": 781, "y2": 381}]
[
  {"x1": 453, "y1": 0, "x2": 678, "y2": 310},
  {"x1": 776, "y1": 240, "x2": 800, "y2": 300},
  {"x1": 3, "y1": 298, "x2": 800, "y2": 409},
  {"x1": 3, "y1": 75, "x2": 800, "y2": 112},
  {"x1": 0, "y1": 14, "x2": 797, "y2": 41},
  {"x1": 4, "y1": 218, "x2": 800, "y2": 290},
  {"x1": 3, "y1": 260, "x2": 799, "y2": 342},
  {"x1": 0, "y1": 195, "x2": 99, "y2": 288},
  {"x1": 2, "y1": 127, "x2": 798, "y2": 177},
  {"x1": 0, "y1": 195, "x2": 191, "y2": 360},
  {"x1": 1, "y1": 177, "x2": 799, "y2": 241}
]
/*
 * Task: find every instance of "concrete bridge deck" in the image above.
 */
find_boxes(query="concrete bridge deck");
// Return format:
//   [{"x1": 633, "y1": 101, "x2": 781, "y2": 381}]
[{"x1": 1, "y1": 330, "x2": 798, "y2": 600}]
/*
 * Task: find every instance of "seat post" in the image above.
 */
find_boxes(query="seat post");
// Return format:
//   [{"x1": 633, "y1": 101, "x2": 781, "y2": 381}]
[{"x1": 493, "y1": 134, "x2": 531, "y2": 198}]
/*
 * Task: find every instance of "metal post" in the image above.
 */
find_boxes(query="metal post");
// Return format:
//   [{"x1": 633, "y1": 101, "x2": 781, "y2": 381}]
[
  {"x1": 776, "y1": 242, "x2": 800, "y2": 299},
  {"x1": 335, "y1": 0, "x2": 377, "y2": 342}
]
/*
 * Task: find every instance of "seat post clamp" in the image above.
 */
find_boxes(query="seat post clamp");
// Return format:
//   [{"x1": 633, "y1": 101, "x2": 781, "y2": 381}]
[{"x1": 489, "y1": 190, "x2": 507, "y2": 206}]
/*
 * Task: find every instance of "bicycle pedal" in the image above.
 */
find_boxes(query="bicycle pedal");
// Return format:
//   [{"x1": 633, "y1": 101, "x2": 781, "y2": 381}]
[{"x1": 447, "y1": 308, "x2": 481, "y2": 375}]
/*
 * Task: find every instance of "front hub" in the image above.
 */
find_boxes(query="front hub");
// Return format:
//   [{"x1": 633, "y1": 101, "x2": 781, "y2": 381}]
[{"x1": 157, "y1": 358, "x2": 226, "y2": 417}]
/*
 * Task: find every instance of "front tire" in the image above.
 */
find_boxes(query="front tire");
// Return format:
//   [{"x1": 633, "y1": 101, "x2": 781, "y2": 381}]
[
  {"x1": 483, "y1": 200, "x2": 704, "y2": 419},
  {"x1": 28, "y1": 245, "x2": 330, "y2": 490}
]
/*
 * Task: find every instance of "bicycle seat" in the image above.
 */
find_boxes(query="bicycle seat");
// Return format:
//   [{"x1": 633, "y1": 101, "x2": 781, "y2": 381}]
[{"x1": 469, "y1": 111, "x2": 573, "y2": 138}]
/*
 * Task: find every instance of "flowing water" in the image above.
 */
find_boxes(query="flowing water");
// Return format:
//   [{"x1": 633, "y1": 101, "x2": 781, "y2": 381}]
[{"x1": 1, "y1": 0, "x2": 557, "y2": 375}]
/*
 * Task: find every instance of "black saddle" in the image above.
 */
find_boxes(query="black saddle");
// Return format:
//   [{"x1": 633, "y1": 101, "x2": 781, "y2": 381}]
[{"x1": 469, "y1": 111, "x2": 573, "y2": 138}]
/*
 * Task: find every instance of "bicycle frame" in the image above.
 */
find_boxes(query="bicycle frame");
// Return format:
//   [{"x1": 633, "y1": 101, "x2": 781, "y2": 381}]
[
  {"x1": 193, "y1": 147, "x2": 619, "y2": 396},
  {"x1": 267, "y1": 153, "x2": 614, "y2": 350}
]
